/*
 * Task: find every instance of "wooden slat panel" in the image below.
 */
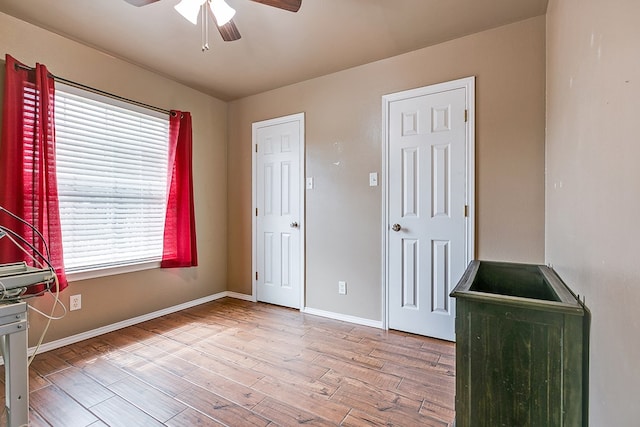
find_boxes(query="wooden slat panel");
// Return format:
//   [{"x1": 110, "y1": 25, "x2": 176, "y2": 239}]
[
  {"x1": 108, "y1": 376, "x2": 187, "y2": 422},
  {"x1": 29, "y1": 351, "x2": 71, "y2": 377},
  {"x1": 28, "y1": 408, "x2": 55, "y2": 427},
  {"x1": 90, "y1": 395, "x2": 165, "y2": 427},
  {"x1": 30, "y1": 385, "x2": 98, "y2": 426},
  {"x1": 314, "y1": 354, "x2": 402, "y2": 390},
  {"x1": 252, "y1": 375, "x2": 350, "y2": 424},
  {"x1": 74, "y1": 357, "x2": 130, "y2": 387},
  {"x1": 147, "y1": 351, "x2": 201, "y2": 378},
  {"x1": 175, "y1": 386, "x2": 270, "y2": 426},
  {"x1": 165, "y1": 408, "x2": 225, "y2": 426},
  {"x1": 177, "y1": 347, "x2": 264, "y2": 386},
  {"x1": 121, "y1": 360, "x2": 191, "y2": 397},
  {"x1": 29, "y1": 367, "x2": 52, "y2": 392},
  {"x1": 252, "y1": 396, "x2": 337, "y2": 426},
  {"x1": 342, "y1": 409, "x2": 402, "y2": 427},
  {"x1": 329, "y1": 376, "x2": 446, "y2": 427},
  {"x1": 182, "y1": 366, "x2": 267, "y2": 408},
  {"x1": 396, "y1": 375, "x2": 455, "y2": 409},
  {"x1": 369, "y1": 344, "x2": 440, "y2": 367},
  {"x1": 47, "y1": 366, "x2": 114, "y2": 407}
]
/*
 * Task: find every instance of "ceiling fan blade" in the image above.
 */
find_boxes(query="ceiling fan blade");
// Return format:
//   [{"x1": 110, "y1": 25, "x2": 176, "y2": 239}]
[
  {"x1": 249, "y1": 0, "x2": 302, "y2": 13},
  {"x1": 123, "y1": 0, "x2": 160, "y2": 6},
  {"x1": 217, "y1": 19, "x2": 242, "y2": 42}
]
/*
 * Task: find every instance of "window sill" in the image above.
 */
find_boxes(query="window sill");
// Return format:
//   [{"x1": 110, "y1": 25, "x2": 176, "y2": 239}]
[{"x1": 66, "y1": 260, "x2": 161, "y2": 282}]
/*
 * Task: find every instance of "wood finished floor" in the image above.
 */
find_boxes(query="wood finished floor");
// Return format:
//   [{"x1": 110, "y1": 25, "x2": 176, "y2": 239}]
[{"x1": 1, "y1": 298, "x2": 455, "y2": 426}]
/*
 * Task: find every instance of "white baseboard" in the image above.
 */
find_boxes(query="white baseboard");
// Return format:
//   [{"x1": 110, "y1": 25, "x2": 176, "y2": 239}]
[
  {"x1": 225, "y1": 291, "x2": 256, "y2": 302},
  {"x1": 301, "y1": 306, "x2": 383, "y2": 329},
  {"x1": 25, "y1": 292, "x2": 382, "y2": 359},
  {"x1": 27, "y1": 291, "x2": 243, "y2": 357}
]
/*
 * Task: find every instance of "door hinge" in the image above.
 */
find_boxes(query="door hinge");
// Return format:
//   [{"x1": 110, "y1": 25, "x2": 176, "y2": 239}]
[
  {"x1": 255, "y1": 208, "x2": 258, "y2": 216},
  {"x1": 464, "y1": 205, "x2": 469, "y2": 217},
  {"x1": 255, "y1": 271, "x2": 258, "y2": 280},
  {"x1": 255, "y1": 144, "x2": 258, "y2": 153},
  {"x1": 464, "y1": 109, "x2": 468, "y2": 122}
]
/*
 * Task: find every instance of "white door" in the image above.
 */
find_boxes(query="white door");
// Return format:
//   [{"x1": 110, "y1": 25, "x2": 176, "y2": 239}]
[
  {"x1": 253, "y1": 114, "x2": 304, "y2": 309},
  {"x1": 385, "y1": 78, "x2": 474, "y2": 341}
]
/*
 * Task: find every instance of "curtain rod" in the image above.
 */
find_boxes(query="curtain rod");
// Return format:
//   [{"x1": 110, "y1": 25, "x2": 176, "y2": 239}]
[{"x1": 14, "y1": 63, "x2": 172, "y2": 116}]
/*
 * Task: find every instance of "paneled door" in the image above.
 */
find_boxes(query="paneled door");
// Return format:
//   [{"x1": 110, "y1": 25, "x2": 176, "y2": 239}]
[
  {"x1": 253, "y1": 113, "x2": 304, "y2": 309},
  {"x1": 384, "y1": 78, "x2": 474, "y2": 341}
]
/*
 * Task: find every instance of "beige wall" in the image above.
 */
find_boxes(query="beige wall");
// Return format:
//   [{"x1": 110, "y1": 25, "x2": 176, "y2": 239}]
[
  {"x1": 0, "y1": 12, "x2": 228, "y2": 346},
  {"x1": 546, "y1": 0, "x2": 640, "y2": 424},
  {"x1": 0, "y1": 11, "x2": 547, "y2": 345},
  {"x1": 228, "y1": 16, "x2": 546, "y2": 320}
]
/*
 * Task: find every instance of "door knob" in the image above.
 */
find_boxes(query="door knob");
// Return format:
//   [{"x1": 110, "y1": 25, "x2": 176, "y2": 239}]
[
  {"x1": 290, "y1": 222, "x2": 299, "y2": 228},
  {"x1": 392, "y1": 223, "x2": 402, "y2": 232}
]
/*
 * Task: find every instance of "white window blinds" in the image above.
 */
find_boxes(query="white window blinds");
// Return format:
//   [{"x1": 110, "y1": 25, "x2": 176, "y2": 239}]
[{"x1": 54, "y1": 84, "x2": 170, "y2": 272}]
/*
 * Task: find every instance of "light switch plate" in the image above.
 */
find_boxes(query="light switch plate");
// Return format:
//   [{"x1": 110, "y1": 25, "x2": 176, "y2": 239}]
[
  {"x1": 338, "y1": 281, "x2": 347, "y2": 295},
  {"x1": 369, "y1": 172, "x2": 378, "y2": 187}
]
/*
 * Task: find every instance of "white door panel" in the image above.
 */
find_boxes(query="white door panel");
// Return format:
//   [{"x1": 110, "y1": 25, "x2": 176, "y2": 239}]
[
  {"x1": 386, "y1": 81, "x2": 473, "y2": 341},
  {"x1": 254, "y1": 116, "x2": 303, "y2": 309}
]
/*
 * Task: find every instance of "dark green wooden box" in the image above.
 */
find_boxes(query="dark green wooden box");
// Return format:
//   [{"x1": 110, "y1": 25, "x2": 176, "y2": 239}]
[{"x1": 450, "y1": 261, "x2": 589, "y2": 427}]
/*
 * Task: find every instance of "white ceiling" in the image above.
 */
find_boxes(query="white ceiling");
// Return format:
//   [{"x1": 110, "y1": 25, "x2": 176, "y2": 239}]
[{"x1": 0, "y1": 0, "x2": 548, "y2": 101}]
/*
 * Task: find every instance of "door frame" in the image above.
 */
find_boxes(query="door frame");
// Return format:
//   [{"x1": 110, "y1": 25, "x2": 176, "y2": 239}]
[
  {"x1": 251, "y1": 112, "x2": 306, "y2": 309},
  {"x1": 381, "y1": 77, "x2": 475, "y2": 331}
]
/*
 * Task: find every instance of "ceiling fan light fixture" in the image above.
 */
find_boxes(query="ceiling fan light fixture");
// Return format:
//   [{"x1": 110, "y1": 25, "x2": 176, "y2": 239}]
[
  {"x1": 209, "y1": 0, "x2": 236, "y2": 27},
  {"x1": 174, "y1": 0, "x2": 203, "y2": 25}
]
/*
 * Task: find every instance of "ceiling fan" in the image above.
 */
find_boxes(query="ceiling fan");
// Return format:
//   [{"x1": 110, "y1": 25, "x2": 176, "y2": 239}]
[{"x1": 125, "y1": 0, "x2": 302, "y2": 46}]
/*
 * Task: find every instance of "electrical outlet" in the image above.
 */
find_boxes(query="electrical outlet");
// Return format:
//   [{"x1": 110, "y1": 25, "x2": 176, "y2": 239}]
[
  {"x1": 70, "y1": 294, "x2": 81, "y2": 311},
  {"x1": 338, "y1": 281, "x2": 347, "y2": 295}
]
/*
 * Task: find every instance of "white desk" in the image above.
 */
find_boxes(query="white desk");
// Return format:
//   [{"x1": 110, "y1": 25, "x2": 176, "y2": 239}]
[{"x1": 0, "y1": 302, "x2": 28, "y2": 427}]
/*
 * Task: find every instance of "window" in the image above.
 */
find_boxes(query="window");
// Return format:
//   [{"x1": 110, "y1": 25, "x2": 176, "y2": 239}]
[{"x1": 54, "y1": 84, "x2": 170, "y2": 276}]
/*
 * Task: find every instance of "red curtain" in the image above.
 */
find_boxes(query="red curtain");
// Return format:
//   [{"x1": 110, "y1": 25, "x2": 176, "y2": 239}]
[
  {"x1": 0, "y1": 55, "x2": 68, "y2": 292},
  {"x1": 161, "y1": 111, "x2": 198, "y2": 268}
]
